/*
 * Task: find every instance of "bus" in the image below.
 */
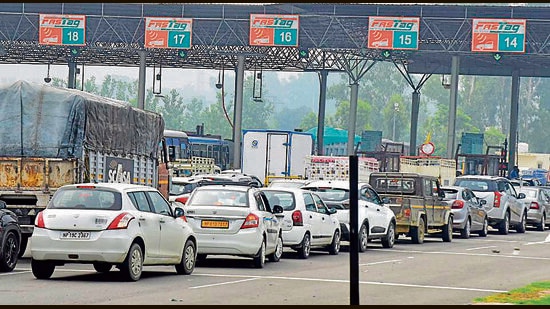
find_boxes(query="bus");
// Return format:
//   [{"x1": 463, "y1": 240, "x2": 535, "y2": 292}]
[
  {"x1": 188, "y1": 136, "x2": 232, "y2": 170},
  {"x1": 163, "y1": 129, "x2": 190, "y2": 161}
]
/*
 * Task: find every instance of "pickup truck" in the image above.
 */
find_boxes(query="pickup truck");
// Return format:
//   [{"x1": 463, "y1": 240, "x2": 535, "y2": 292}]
[{"x1": 369, "y1": 172, "x2": 454, "y2": 244}]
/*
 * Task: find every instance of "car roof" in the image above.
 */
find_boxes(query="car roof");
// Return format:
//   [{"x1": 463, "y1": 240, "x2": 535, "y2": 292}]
[
  {"x1": 455, "y1": 175, "x2": 507, "y2": 181},
  {"x1": 193, "y1": 184, "x2": 254, "y2": 192},
  {"x1": 60, "y1": 182, "x2": 155, "y2": 192},
  {"x1": 261, "y1": 187, "x2": 306, "y2": 194},
  {"x1": 303, "y1": 180, "x2": 370, "y2": 188}
]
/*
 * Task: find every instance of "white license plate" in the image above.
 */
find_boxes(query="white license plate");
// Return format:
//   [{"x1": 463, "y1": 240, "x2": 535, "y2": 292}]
[{"x1": 60, "y1": 231, "x2": 90, "y2": 239}]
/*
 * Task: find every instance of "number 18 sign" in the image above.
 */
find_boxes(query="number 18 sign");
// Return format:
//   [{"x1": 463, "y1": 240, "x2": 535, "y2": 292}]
[
  {"x1": 250, "y1": 14, "x2": 299, "y2": 47},
  {"x1": 144, "y1": 17, "x2": 192, "y2": 49},
  {"x1": 39, "y1": 14, "x2": 86, "y2": 46},
  {"x1": 368, "y1": 16, "x2": 419, "y2": 50}
]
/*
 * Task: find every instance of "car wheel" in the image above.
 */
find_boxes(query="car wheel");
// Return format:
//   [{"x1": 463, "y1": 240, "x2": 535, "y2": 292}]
[
  {"x1": 176, "y1": 239, "x2": 196, "y2": 275},
  {"x1": 328, "y1": 230, "x2": 341, "y2": 255},
  {"x1": 442, "y1": 216, "x2": 453, "y2": 242},
  {"x1": 18, "y1": 234, "x2": 28, "y2": 259},
  {"x1": 120, "y1": 243, "x2": 143, "y2": 281},
  {"x1": 498, "y1": 211, "x2": 510, "y2": 235},
  {"x1": 298, "y1": 233, "x2": 311, "y2": 259},
  {"x1": 253, "y1": 239, "x2": 266, "y2": 268},
  {"x1": 0, "y1": 231, "x2": 19, "y2": 272},
  {"x1": 516, "y1": 212, "x2": 526, "y2": 233},
  {"x1": 381, "y1": 222, "x2": 395, "y2": 248},
  {"x1": 411, "y1": 217, "x2": 425, "y2": 244},
  {"x1": 359, "y1": 224, "x2": 368, "y2": 252},
  {"x1": 460, "y1": 218, "x2": 471, "y2": 239},
  {"x1": 478, "y1": 217, "x2": 488, "y2": 237},
  {"x1": 538, "y1": 214, "x2": 546, "y2": 232},
  {"x1": 31, "y1": 259, "x2": 55, "y2": 279},
  {"x1": 93, "y1": 262, "x2": 112, "y2": 273},
  {"x1": 268, "y1": 234, "x2": 283, "y2": 262}
]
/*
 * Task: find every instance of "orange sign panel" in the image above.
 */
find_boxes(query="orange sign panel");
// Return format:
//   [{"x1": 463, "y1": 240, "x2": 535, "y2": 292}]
[
  {"x1": 471, "y1": 19, "x2": 526, "y2": 53},
  {"x1": 144, "y1": 17, "x2": 192, "y2": 49},
  {"x1": 39, "y1": 14, "x2": 86, "y2": 46}
]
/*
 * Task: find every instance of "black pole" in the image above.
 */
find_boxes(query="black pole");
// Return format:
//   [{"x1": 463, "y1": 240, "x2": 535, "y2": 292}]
[{"x1": 349, "y1": 155, "x2": 359, "y2": 305}]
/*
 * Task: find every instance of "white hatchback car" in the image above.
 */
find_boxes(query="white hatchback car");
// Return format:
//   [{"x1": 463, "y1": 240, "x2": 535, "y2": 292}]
[
  {"x1": 184, "y1": 185, "x2": 284, "y2": 268},
  {"x1": 261, "y1": 187, "x2": 341, "y2": 259},
  {"x1": 31, "y1": 183, "x2": 197, "y2": 281}
]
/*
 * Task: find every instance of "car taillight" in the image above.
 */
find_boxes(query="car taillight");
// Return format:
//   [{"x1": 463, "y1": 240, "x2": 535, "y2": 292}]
[
  {"x1": 35, "y1": 211, "x2": 45, "y2": 228},
  {"x1": 107, "y1": 213, "x2": 134, "y2": 230},
  {"x1": 530, "y1": 202, "x2": 540, "y2": 210},
  {"x1": 452, "y1": 200, "x2": 464, "y2": 209},
  {"x1": 403, "y1": 209, "x2": 411, "y2": 217},
  {"x1": 175, "y1": 196, "x2": 189, "y2": 204},
  {"x1": 241, "y1": 213, "x2": 259, "y2": 229},
  {"x1": 493, "y1": 191, "x2": 502, "y2": 208},
  {"x1": 292, "y1": 210, "x2": 303, "y2": 226}
]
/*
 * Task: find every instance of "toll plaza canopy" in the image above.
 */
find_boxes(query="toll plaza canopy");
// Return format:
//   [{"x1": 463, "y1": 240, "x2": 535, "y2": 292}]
[{"x1": 0, "y1": 3, "x2": 549, "y2": 77}]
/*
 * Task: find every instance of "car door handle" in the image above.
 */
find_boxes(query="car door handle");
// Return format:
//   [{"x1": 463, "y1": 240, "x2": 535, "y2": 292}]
[
  {"x1": 139, "y1": 217, "x2": 146, "y2": 221},
  {"x1": 159, "y1": 219, "x2": 166, "y2": 223}
]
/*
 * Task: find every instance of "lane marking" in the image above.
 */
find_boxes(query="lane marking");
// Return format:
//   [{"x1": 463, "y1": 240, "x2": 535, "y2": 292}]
[
  {"x1": 193, "y1": 273, "x2": 507, "y2": 293},
  {"x1": 0, "y1": 270, "x2": 31, "y2": 276},
  {"x1": 370, "y1": 248, "x2": 550, "y2": 261},
  {"x1": 359, "y1": 259, "x2": 401, "y2": 266},
  {"x1": 466, "y1": 246, "x2": 497, "y2": 251},
  {"x1": 190, "y1": 277, "x2": 259, "y2": 289}
]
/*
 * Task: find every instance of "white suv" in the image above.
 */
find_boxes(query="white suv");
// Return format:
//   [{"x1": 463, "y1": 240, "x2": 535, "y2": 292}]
[
  {"x1": 453, "y1": 175, "x2": 527, "y2": 234},
  {"x1": 261, "y1": 187, "x2": 341, "y2": 259},
  {"x1": 302, "y1": 180, "x2": 396, "y2": 251}
]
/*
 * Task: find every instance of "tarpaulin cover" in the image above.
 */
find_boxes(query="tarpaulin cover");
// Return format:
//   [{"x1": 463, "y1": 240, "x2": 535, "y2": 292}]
[{"x1": 0, "y1": 80, "x2": 164, "y2": 159}]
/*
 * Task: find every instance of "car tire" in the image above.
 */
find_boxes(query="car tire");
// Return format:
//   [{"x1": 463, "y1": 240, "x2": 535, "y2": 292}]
[
  {"x1": 498, "y1": 211, "x2": 510, "y2": 235},
  {"x1": 298, "y1": 233, "x2": 311, "y2": 259},
  {"x1": 120, "y1": 243, "x2": 143, "y2": 281},
  {"x1": 359, "y1": 224, "x2": 368, "y2": 252},
  {"x1": 328, "y1": 230, "x2": 341, "y2": 255},
  {"x1": 253, "y1": 239, "x2": 266, "y2": 268},
  {"x1": 442, "y1": 216, "x2": 453, "y2": 242},
  {"x1": 381, "y1": 222, "x2": 395, "y2": 249},
  {"x1": 176, "y1": 239, "x2": 196, "y2": 275},
  {"x1": 18, "y1": 234, "x2": 28, "y2": 259},
  {"x1": 478, "y1": 217, "x2": 488, "y2": 237},
  {"x1": 268, "y1": 234, "x2": 283, "y2": 262},
  {"x1": 0, "y1": 231, "x2": 19, "y2": 272},
  {"x1": 460, "y1": 218, "x2": 471, "y2": 239},
  {"x1": 411, "y1": 217, "x2": 425, "y2": 244},
  {"x1": 538, "y1": 215, "x2": 546, "y2": 231},
  {"x1": 515, "y1": 212, "x2": 526, "y2": 233},
  {"x1": 31, "y1": 259, "x2": 55, "y2": 279},
  {"x1": 93, "y1": 262, "x2": 112, "y2": 273}
]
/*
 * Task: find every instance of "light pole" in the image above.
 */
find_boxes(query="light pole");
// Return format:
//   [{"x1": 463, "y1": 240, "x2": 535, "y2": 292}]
[{"x1": 392, "y1": 102, "x2": 400, "y2": 141}]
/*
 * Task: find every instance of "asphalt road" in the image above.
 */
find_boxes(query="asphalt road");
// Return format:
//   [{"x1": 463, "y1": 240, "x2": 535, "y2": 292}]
[{"x1": 3, "y1": 226, "x2": 550, "y2": 305}]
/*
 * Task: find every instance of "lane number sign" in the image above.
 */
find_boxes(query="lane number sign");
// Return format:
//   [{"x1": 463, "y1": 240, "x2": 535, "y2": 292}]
[
  {"x1": 471, "y1": 19, "x2": 526, "y2": 53},
  {"x1": 39, "y1": 14, "x2": 86, "y2": 46},
  {"x1": 368, "y1": 16, "x2": 419, "y2": 50},
  {"x1": 250, "y1": 14, "x2": 299, "y2": 47},
  {"x1": 145, "y1": 17, "x2": 193, "y2": 49}
]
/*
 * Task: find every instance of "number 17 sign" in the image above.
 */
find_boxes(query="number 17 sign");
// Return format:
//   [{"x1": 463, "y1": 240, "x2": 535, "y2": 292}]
[
  {"x1": 368, "y1": 16, "x2": 419, "y2": 50},
  {"x1": 145, "y1": 17, "x2": 192, "y2": 49}
]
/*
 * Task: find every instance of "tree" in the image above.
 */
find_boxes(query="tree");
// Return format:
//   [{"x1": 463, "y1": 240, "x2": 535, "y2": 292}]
[{"x1": 157, "y1": 89, "x2": 186, "y2": 130}]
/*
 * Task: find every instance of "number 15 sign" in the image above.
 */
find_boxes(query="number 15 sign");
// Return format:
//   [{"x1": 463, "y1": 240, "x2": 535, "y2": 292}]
[{"x1": 368, "y1": 16, "x2": 419, "y2": 50}]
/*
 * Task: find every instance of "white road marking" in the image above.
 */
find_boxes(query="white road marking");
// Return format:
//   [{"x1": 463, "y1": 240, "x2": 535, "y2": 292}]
[
  {"x1": 190, "y1": 277, "x2": 260, "y2": 289},
  {"x1": 0, "y1": 270, "x2": 31, "y2": 276},
  {"x1": 465, "y1": 246, "x2": 497, "y2": 251},
  {"x1": 370, "y1": 248, "x2": 550, "y2": 261},
  {"x1": 359, "y1": 259, "x2": 401, "y2": 266},
  {"x1": 193, "y1": 273, "x2": 506, "y2": 293}
]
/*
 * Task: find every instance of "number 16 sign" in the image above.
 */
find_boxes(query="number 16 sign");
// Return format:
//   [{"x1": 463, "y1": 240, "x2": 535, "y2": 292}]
[{"x1": 250, "y1": 14, "x2": 299, "y2": 47}]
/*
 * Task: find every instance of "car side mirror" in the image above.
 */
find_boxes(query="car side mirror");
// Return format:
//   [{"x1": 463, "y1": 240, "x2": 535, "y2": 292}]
[
  {"x1": 329, "y1": 207, "x2": 337, "y2": 214},
  {"x1": 381, "y1": 197, "x2": 391, "y2": 204},
  {"x1": 174, "y1": 207, "x2": 185, "y2": 218},
  {"x1": 479, "y1": 199, "x2": 487, "y2": 205},
  {"x1": 273, "y1": 205, "x2": 284, "y2": 214},
  {"x1": 518, "y1": 193, "x2": 526, "y2": 199}
]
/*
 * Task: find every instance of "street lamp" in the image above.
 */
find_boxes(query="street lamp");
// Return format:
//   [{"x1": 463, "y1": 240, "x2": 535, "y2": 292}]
[{"x1": 392, "y1": 102, "x2": 400, "y2": 141}]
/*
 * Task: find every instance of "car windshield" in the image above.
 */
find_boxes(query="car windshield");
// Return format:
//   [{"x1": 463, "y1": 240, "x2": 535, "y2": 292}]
[
  {"x1": 453, "y1": 179, "x2": 491, "y2": 192},
  {"x1": 269, "y1": 181, "x2": 306, "y2": 189},
  {"x1": 49, "y1": 187, "x2": 122, "y2": 210},
  {"x1": 442, "y1": 188, "x2": 459, "y2": 199},
  {"x1": 263, "y1": 191, "x2": 296, "y2": 211},
  {"x1": 170, "y1": 182, "x2": 197, "y2": 195},
  {"x1": 188, "y1": 190, "x2": 248, "y2": 207},
  {"x1": 303, "y1": 187, "x2": 349, "y2": 201}
]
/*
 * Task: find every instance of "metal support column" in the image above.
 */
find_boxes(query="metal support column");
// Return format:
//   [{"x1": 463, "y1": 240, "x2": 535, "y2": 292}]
[
  {"x1": 317, "y1": 70, "x2": 328, "y2": 155},
  {"x1": 509, "y1": 70, "x2": 520, "y2": 174},
  {"x1": 232, "y1": 54, "x2": 245, "y2": 170},
  {"x1": 137, "y1": 50, "x2": 147, "y2": 109},
  {"x1": 446, "y1": 55, "x2": 460, "y2": 159},
  {"x1": 410, "y1": 91, "x2": 420, "y2": 156},
  {"x1": 347, "y1": 82, "x2": 359, "y2": 155},
  {"x1": 68, "y1": 61, "x2": 77, "y2": 89}
]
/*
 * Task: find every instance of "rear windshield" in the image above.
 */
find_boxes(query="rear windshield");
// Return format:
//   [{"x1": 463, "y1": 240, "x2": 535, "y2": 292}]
[
  {"x1": 302, "y1": 187, "x2": 349, "y2": 202},
  {"x1": 370, "y1": 178, "x2": 415, "y2": 194},
  {"x1": 49, "y1": 188, "x2": 122, "y2": 210},
  {"x1": 263, "y1": 191, "x2": 296, "y2": 211},
  {"x1": 453, "y1": 179, "x2": 494, "y2": 192},
  {"x1": 170, "y1": 182, "x2": 199, "y2": 196},
  {"x1": 442, "y1": 188, "x2": 459, "y2": 199},
  {"x1": 187, "y1": 190, "x2": 248, "y2": 207}
]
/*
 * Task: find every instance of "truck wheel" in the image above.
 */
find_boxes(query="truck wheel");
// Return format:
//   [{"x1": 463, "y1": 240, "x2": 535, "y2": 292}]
[
  {"x1": 381, "y1": 222, "x2": 395, "y2": 248},
  {"x1": 358, "y1": 224, "x2": 368, "y2": 252},
  {"x1": 442, "y1": 216, "x2": 453, "y2": 242},
  {"x1": 0, "y1": 231, "x2": 19, "y2": 272},
  {"x1": 18, "y1": 235, "x2": 29, "y2": 258},
  {"x1": 460, "y1": 218, "x2": 471, "y2": 239},
  {"x1": 498, "y1": 211, "x2": 510, "y2": 235},
  {"x1": 515, "y1": 212, "x2": 527, "y2": 233},
  {"x1": 411, "y1": 217, "x2": 425, "y2": 244},
  {"x1": 478, "y1": 217, "x2": 488, "y2": 237},
  {"x1": 31, "y1": 259, "x2": 55, "y2": 279}
]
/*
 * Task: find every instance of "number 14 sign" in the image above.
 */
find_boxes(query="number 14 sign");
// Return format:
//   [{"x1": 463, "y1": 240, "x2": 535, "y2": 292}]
[
  {"x1": 471, "y1": 19, "x2": 526, "y2": 53},
  {"x1": 368, "y1": 16, "x2": 419, "y2": 50}
]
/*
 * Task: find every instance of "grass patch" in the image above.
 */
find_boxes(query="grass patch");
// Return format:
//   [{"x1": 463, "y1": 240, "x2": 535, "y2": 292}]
[{"x1": 474, "y1": 281, "x2": 550, "y2": 305}]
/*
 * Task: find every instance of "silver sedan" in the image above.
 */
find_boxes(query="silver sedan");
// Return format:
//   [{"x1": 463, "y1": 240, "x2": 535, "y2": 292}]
[
  {"x1": 517, "y1": 186, "x2": 550, "y2": 231},
  {"x1": 441, "y1": 186, "x2": 488, "y2": 238}
]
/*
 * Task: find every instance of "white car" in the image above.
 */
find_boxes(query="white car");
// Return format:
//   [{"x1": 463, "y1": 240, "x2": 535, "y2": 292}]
[
  {"x1": 168, "y1": 176, "x2": 206, "y2": 203},
  {"x1": 184, "y1": 185, "x2": 284, "y2": 268},
  {"x1": 302, "y1": 180, "x2": 396, "y2": 251},
  {"x1": 267, "y1": 179, "x2": 311, "y2": 189},
  {"x1": 261, "y1": 187, "x2": 341, "y2": 259},
  {"x1": 31, "y1": 183, "x2": 197, "y2": 281}
]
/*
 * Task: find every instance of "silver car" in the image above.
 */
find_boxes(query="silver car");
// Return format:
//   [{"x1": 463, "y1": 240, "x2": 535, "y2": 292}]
[
  {"x1": 441, "y1": 186, "x2": 489, "y2": 238},
  {"x1": 518, "y1": 187, "x2": 550, "y2": 231}
]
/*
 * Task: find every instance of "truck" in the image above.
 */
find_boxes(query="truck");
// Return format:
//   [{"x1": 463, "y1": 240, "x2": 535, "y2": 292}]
[
  {"x1": 399, "y1": 156, "x2": 457, "y2": 186},
  {"x1": 368, "y1": 172, "x2": 454, "y2": 244},
  {"x1": 241, "y1": 129, "x2": 314, "y2": 185},
  {"x1": 304, "y1": 155, "x2": 379, "y2": 182},
  {"x1": 0, "y1": 80, "x2": 168, "y2": 256}
]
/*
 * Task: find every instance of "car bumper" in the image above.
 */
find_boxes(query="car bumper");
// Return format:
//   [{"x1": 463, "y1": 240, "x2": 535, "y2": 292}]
[
  {"x1": 195, "y1": 229, "x2": 263, "y2": 256},
  {"x1": 282, "y1": 228, "x2": 307, "y2": 246},
  {"x1": 452, "y1": 211, "x2": 468, "y2": 230},
  {"x1": 527, "y1": 209, "x2": 543, "y2": 224},
  {"x1": 30, "y1": 227, "x2": 132, "y2": 263}
]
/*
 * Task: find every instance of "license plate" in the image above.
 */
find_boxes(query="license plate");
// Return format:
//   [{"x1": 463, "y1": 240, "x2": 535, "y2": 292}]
[
  {"x1": 201, "y1": 220, "x2": 229, "y2": 229},
  {"x1": 60, "y1": 231, "x2": 91, "y2": 239}
]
